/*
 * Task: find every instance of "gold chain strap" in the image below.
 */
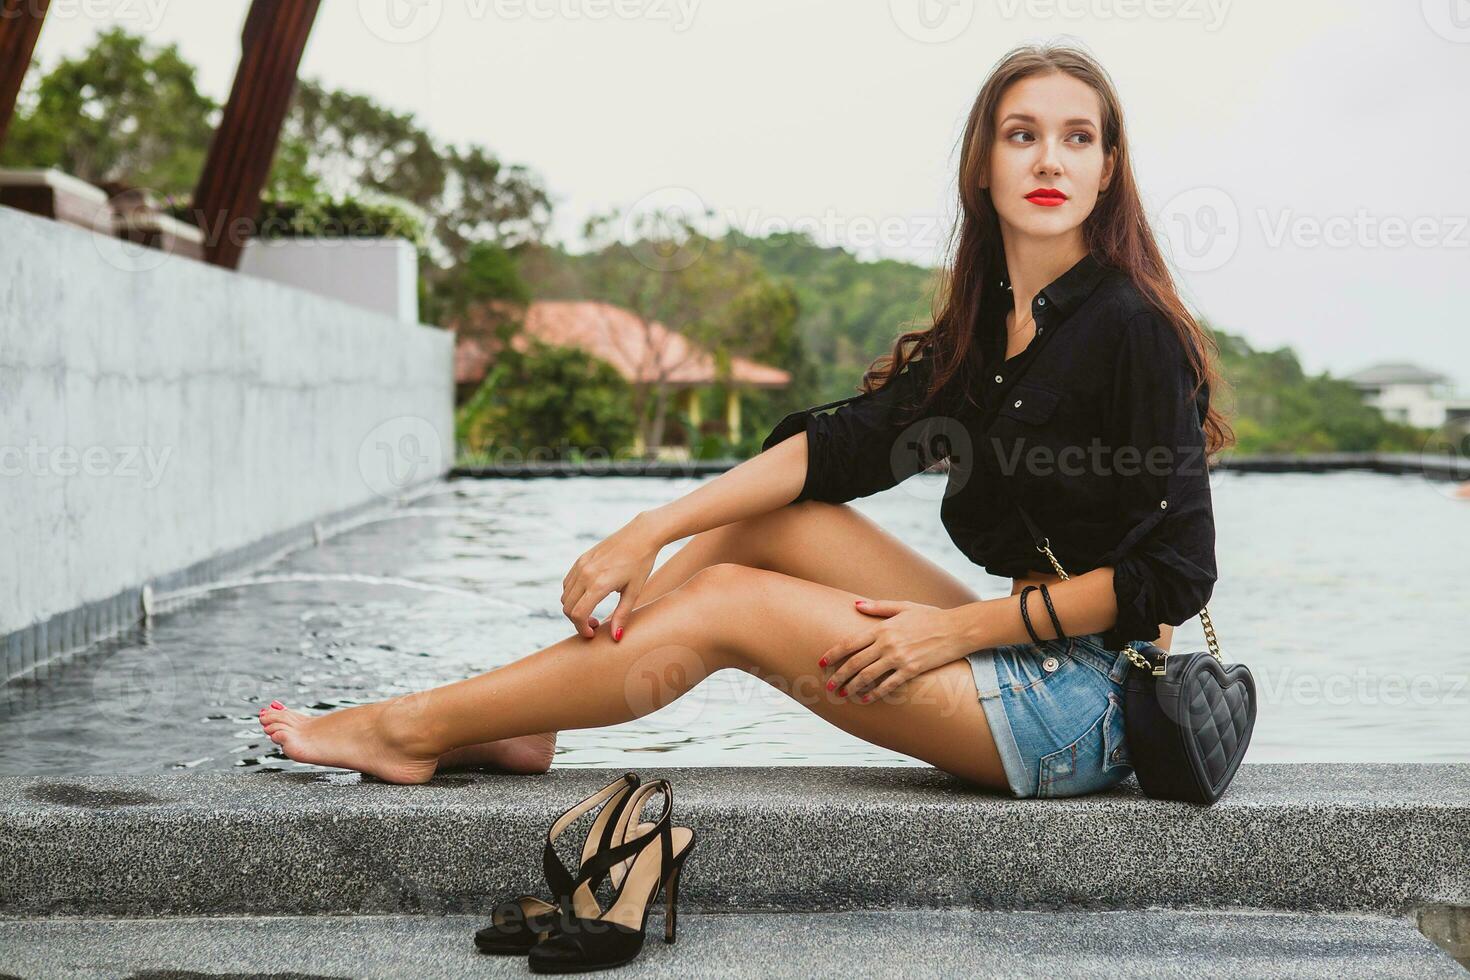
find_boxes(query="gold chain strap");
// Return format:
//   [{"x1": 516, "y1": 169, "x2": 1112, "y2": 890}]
[
  {"x1": 1197, "y1": 605, "x2": 1221, "y2": 661},
  {"x1": 1032, "y1": 537, "x2": 1222, "y2": 674}
]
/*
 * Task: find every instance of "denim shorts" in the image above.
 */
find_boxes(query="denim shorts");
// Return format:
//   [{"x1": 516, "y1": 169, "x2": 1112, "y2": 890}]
[{"x1": 966, "y1": 631, "x2": 1142, "y2": 798}]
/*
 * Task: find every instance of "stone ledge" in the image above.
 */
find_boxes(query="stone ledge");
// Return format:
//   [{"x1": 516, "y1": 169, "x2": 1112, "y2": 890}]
[
  {"x1": 1, "y1": 764, "x2": 1466, "y2": 917},
  {"x1": 0, "y1": 910, "x2": 1461, "y2": 979}
]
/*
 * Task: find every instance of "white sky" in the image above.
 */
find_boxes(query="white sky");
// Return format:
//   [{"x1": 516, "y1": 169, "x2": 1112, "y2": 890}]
[{"x1": 30, "y1": 0, "x2": 1470, "y2": 389}]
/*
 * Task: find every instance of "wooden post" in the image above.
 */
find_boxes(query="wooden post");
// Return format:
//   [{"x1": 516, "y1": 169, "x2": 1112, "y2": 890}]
[
  {"x1": 190, "y1": 0, "x2": 320, "y2": 269},
  {"x1": 0, "y1": 0, "x2": 50, "y2": 152}
]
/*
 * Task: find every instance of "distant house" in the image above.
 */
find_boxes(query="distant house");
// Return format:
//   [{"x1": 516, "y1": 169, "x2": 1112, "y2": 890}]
[
  {"x1": 451, "y1": 299, "x2": 792, "y2": 455},
  {"x1": 1344, "y1": 361, "x2": 1470, "y2": 429}
]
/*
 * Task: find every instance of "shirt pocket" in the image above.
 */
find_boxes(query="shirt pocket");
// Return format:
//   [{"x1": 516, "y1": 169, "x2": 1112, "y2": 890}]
[{"x1": 997, "y1": 383, "x2": 1062, "y2": 426}]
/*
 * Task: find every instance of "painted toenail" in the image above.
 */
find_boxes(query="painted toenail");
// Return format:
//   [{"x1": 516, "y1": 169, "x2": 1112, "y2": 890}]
[{"x1": 270, "y1": 701, "x2": 284, "y2": 709}]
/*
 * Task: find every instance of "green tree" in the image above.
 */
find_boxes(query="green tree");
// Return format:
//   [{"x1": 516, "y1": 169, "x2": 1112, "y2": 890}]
[
  {"x1": 435, "y1": 144, "x2": 552, "y2": 256},
  {"x1": 457, "y1": 339, "x2": 637, "y2": 461},
  {"x1": 521, "y1": 210, "x2": 807, "y2": 455},
  {"x1": 1210, "y1": 324, "x2": 1429, "y2": 453},
  {"x1": 277, "y1": 79, "x2": 445, "y2": 207},
  {"x1": 264, "y1": 131, "x2": 321, "y2": 202},
  {"x1": 426, "y1": 240, "x2": 532, "y2": 325},
  {"x1": 0, "y1": 27, "x2": 216, "y2": 196},
  {"x1": 273, "y1": 79, "x2": 553, "y2": 306},
  {"x1": 728, "y1": 228, "x2": 939, "y2": 401}
]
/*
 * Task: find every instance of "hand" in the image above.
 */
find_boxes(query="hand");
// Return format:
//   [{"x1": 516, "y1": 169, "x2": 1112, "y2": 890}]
[
  {"x1": 819, "y1": 599, "x2": 971, "y2": 703},
  {"x1": 561, "y1": 512, "x2": 664, "y2": 641}
]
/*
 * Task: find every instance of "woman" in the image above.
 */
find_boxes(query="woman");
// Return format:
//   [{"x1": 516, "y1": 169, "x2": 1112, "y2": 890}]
[{"x1": 258, "y1": 42, "x2": 1233, "y2": 800}]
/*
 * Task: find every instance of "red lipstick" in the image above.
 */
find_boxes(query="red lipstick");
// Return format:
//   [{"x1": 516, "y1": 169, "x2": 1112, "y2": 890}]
[{"x1": 1025, "y1": 188, "x2": 1067, "y2": 207}]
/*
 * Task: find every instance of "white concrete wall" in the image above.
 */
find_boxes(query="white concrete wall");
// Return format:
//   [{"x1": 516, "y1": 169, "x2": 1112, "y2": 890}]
[
  {"x1": 239, "y1": 237, "x2": 420, "y2": 324},
  {"x1": 0, "y1": 206, "x2": 454, "y2": 637}
]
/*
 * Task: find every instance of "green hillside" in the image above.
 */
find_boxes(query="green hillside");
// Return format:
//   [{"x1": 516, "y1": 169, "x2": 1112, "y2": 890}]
[{"x1": 727, "y1": 232, "x2": 1430, "y2": 456}]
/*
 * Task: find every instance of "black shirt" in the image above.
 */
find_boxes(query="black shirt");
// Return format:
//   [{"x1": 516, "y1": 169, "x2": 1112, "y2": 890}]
[{"x1": 760, "y1": 251, "x2": 1217, "y2": 651}]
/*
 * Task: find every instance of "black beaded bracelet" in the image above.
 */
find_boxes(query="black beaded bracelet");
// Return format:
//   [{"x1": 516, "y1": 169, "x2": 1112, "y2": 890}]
[
  {"x1": 1038, "y1": 582, "x2": 1068, "y2": 641},
  {"x1": 1018, "y1": 586, "x2": 1044, "y2": 645}
]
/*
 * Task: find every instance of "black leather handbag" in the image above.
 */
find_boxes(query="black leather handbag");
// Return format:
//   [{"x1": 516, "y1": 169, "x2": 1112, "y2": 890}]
[{"x1": 1015, "y1": 502, "x2": 1256, "y2": 805}]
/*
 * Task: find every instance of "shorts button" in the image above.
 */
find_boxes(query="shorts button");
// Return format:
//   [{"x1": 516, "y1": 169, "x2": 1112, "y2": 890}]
[
  {"x1": 1111, "y1": 747, "x2": 1122, "y2": 761},
  {"x1": 1042, "y1": 656, "x2": 1059, "y2": 672}
]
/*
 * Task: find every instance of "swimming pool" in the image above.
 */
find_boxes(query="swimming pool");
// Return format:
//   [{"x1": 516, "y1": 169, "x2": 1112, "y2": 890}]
[{"x1": 1, "y1": 470, "x2": 1464, "y2": 775}]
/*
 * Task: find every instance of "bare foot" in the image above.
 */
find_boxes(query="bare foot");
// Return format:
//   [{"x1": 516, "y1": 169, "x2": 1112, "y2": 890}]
[
  {"x1": 258, "y1": 698, "x2": 441, "y2": 785},
  {"x1": 437, "y1": 732, "x2": 557, "y2": 774}
]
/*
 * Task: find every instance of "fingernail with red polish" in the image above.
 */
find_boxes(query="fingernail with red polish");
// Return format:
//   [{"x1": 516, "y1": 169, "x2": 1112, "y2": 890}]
[
  {"x1": 827, "y1": 681, "x2": 835, "y2": 691},
  {"x1": 819, "y1": 657, "x2": 827, "y2": 667},
  {"x1": 838, "y1": 687, "x2": 847, "y2": 697},
  {"x1": 614, "y1": 626, "x2": 623, "y2": 641},
  {"x1": 862, "y1": 695, "x2": 872, "y2": 703}
]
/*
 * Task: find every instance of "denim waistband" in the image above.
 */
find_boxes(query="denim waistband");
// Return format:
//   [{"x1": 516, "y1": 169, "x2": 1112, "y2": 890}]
[
  {"x1": 969, "y1": 632, "x2": 1137, "y2": 698},
  {"x1": 1069, "y1": 633, "x2": 1140, "y2": 685}
]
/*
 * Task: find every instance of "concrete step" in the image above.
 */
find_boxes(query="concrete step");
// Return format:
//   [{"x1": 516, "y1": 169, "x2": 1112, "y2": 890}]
[
  {"x1": 0, "y1": 909, "x2": 1463, "y2": 979},
  {"x1": 2, "y1": 764, "x2": 1467, "y2": 917}
]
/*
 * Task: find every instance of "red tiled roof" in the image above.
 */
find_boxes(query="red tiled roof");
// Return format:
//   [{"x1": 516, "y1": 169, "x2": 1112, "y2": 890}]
[
  {"x1": 450, "y1": 299, "x2": 792, "y2": 389},
  {"x1": 453, "y1": 337, "x2": 493, "y2": 386}
]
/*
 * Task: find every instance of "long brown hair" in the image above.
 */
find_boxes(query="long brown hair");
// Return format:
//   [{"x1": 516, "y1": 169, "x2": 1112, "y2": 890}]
[{"x1": 863, "y1": 42, "x2": 1234, "y2": 458}]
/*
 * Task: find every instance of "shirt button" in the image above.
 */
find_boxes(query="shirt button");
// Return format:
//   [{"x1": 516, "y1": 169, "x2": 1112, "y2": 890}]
[
  {"x1": 1160, "y1": 499, "x2": 1168, "y2": 509},
  {"x1": 1037, "y1": 296, "x2": 1047, "y2": 306},
  {"x1": 1013, "y1": 399, "x2": 1022, "y2": 408},
  {"x1": 1111, "y1": 747, "x2": 1123, "y2": 762},
  {"x1": 1042, "y1": 656, "x2": 1059, "y2": 672},
  {"x1": 994, "y1": 374, "x2": 1003, "y2": 383}
]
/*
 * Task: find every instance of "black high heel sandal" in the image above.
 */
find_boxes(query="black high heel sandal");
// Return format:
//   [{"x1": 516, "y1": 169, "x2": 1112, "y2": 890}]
[
  {"x1": 527, "y1": 778, "x2": 697, "y2": 974},
  {"x1": 475, "y1": 772, "x2": 643, "y2": 955}
]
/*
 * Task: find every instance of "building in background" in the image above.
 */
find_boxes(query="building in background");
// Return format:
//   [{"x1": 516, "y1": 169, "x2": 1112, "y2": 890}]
[
  {"x1": 1345, "y1": 361, "x2": 1470, "y2": 430},
  {"x1": 453, "y1": 299, "x2": 791, "y2": 456}
]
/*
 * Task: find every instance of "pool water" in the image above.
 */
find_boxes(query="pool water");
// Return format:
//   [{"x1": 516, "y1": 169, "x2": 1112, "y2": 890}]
[{"x1": 0, "y1": 470, "x2": 1465, "y2": 776}]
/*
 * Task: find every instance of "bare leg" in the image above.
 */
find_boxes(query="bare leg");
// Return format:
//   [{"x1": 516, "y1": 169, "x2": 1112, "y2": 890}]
[
  {"x1": 259, "y1": 560, "x2": 1006, "y2": 790},
  {"x1": 636, "y1": 499, "x2": 984, "y2": 609},
  {"x1": 411, "y1": 500, "x2": 984, "y2": 775}
]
